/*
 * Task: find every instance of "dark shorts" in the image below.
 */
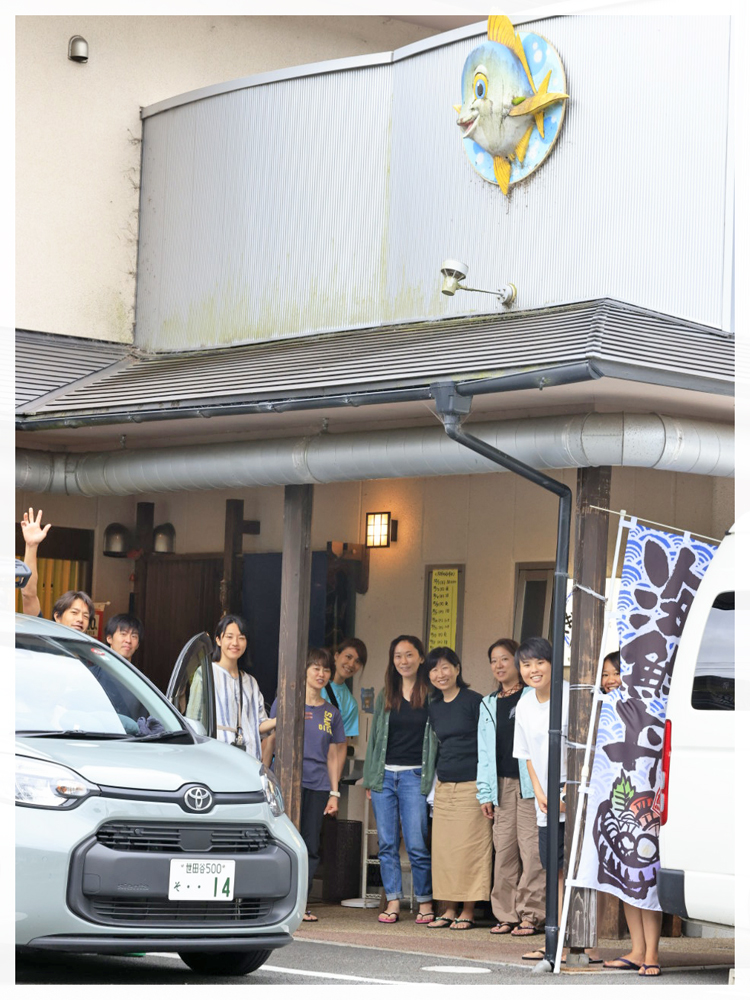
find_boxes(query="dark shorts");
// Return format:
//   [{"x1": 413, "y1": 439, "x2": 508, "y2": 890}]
[{"x1": 538, "y1": 822, "x2": 565, "y2": 872}]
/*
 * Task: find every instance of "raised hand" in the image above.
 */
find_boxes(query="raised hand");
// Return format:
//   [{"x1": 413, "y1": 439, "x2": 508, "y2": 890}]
[{"x1": 21, "y1": 508, "x2": 51, "y2": 548}]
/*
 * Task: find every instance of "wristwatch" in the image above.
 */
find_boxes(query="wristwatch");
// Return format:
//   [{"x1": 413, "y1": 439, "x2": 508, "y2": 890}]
[{"x1": 329, "y1": 790, "x2": 341, "y2": 798}]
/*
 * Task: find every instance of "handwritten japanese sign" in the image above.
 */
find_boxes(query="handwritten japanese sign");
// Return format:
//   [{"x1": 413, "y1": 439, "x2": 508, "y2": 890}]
[{"x1": 427, "y1": 568, "x2": 459, "y2": 650}]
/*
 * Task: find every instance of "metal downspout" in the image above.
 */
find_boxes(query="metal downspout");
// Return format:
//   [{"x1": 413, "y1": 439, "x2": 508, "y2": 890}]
[{"x1": 432, "y1": 382, "x2": 569, "y2": 973}]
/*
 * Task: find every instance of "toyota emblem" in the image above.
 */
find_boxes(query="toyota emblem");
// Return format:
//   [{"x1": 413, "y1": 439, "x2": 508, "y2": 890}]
[{"x1": 183, "y1": 785, "x2": 213, "y2": 812}]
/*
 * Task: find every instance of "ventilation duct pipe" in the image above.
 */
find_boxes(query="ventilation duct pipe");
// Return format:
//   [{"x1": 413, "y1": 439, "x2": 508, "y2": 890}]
[{"x1": 16, "y1": 412, "x2": 734, "y2": 497}]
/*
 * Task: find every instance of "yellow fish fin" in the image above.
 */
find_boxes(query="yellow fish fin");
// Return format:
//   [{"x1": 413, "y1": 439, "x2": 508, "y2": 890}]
[
  {"x1": 453, "y1": 103, "x2": 462, "y2": 114},
  {"x1": 535, "y1": 112, "x2": 545, "y2": 139},
  {"x1": 487, "y1": 14, "x2": 535, "y2": 91},
  {"x1": 508, "y1": 90, "x2": 569, "y2": 119},
  {"x1": 515, "y1": 124, "x2": 534, "y2": 164},
  {"x1": 493, "y1": 156, "x2": 512, "y2": 195}
]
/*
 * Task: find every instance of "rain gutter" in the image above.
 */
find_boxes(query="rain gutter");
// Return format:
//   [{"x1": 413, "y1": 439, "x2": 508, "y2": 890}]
[
  {"x1": 433, "y1": 382, "x2": 569, "y2": 969},
  {"x1": 16, "y1": 362, "x2": 600, "y2": 432}
]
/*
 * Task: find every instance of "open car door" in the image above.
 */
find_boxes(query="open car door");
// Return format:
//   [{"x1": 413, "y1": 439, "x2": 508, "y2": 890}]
[{"x1": 166, "y1": 632, "x2": 216, "y2": 739}]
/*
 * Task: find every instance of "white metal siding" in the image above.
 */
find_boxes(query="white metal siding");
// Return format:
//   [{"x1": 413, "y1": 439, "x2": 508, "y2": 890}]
[{"x1": 135, "y1": 15, "x2": 732, "y2": 352}]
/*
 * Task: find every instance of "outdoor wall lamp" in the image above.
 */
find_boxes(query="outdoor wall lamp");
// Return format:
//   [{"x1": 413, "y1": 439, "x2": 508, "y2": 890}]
[
  {"x1": 68, "y1": 35, "x2": 89, "y2": 63},
  {"x1": 153, "y1": 522, "x2": 176, "y2": 554},
  {"x1": 103, "y1": 523, "x2": 132, "y2": 557},
  {"x1": 365, "y1": 512, "x2": 398, "y2": 548},
  {"x1": 103, "y1": 521, "x2": 177, "y2": 556},
  {"x1": 440, "y1": 259, "x2": 516, "y2": 306}
]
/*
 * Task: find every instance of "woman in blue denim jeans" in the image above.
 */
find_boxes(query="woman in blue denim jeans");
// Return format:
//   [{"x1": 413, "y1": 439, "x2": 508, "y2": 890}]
[{"x1": 362, "y1": 635, "x2": 437, "y2": 925}]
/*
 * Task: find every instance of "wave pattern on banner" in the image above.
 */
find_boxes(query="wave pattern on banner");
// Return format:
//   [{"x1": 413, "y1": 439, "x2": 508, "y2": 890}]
[{"x1": 576, "y1": 523, "x2": 716, "y2": 910}]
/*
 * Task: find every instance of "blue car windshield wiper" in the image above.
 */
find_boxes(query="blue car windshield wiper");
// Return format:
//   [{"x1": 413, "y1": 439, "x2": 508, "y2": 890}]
[{"x1": 16, "y1": 730, "x2": 130, "y2": 740}]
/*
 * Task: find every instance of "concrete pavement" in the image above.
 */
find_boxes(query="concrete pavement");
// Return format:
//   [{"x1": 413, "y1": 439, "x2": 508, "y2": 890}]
[{"x1": 295, "y1": 902, "x2": 735, "y2": 976}]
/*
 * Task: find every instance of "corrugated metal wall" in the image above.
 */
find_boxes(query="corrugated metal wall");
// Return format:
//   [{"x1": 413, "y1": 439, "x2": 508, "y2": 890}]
[{"x1": 136, "y1": 15, "x2": 732, "y2": 352}]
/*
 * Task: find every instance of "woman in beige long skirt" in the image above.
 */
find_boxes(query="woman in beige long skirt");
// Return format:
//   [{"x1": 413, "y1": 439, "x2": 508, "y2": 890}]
[{"x1": 425, "y1": 646, "x2": 492, "y2": 930}]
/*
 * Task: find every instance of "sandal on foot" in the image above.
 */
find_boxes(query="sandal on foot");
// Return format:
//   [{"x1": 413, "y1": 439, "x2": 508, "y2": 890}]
[
  {"x1": 522, "y1": 950, "x2": 546, "y2": 961},
  {"x1": 639, "y1": 965, "x2": 661, "y2": 977},
  {"x1": 450, "y1": 918, "x2": 476, "y2": 930},
  {"x1": 302, "y1": 911, "x2": 318, "y2": 922},
  {"x1": 415, "y1": 911, "x2": 435, "y2": 924},
  {"x1": 511, "y1": 922, "x2": 540, "y2": 936},
  {"x1": 603, "y1": 957, "x2": 641, "y2": 970},
  {"x1": 427, "y1": 916, "x2": 454, "y2": 928},
  {"x1": 490, "y1": 922, "x2": 516, "y2": 935},
  {"x1": 378, "y1": 910, "x2": 399, "y2": 924}
]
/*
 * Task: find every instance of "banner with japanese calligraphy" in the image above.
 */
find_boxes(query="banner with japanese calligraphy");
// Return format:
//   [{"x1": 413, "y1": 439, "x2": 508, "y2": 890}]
[{"x1": 576, "y1": 523, "x2": 716, "y2": 909}]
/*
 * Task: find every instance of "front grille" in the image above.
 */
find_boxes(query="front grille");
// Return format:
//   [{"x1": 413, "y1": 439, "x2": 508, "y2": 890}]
[
  {"x1": 96, "y1": 822, "x2": 270, "y2": 853},
  {"x1": 90, "y1": 896, "x2": 272, "y2": 924}
]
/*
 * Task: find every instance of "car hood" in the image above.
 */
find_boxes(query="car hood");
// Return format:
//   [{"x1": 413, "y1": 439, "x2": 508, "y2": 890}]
[{"x1": 15, "y1": 735, "x2": 264, "y2": 792}]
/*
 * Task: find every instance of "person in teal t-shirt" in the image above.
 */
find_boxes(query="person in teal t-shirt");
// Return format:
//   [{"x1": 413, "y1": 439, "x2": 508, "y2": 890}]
[{"x1": 321, "y1": 637, "x2": 367, "y2": 778}]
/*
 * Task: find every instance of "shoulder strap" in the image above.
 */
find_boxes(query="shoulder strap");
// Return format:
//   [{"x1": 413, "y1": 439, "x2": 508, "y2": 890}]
[{"x1": 325, "y1": 682, "x2": 340, "y2": 710}]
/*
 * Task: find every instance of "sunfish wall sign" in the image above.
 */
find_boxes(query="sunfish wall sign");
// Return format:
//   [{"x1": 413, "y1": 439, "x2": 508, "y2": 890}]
[{"x1": 455, "y1": 14, "x2": 569, "y2": 195}]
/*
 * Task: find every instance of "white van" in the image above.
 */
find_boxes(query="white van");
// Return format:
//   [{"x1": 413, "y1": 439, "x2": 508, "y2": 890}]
[{"x1": 656, "y1": 525, "x2": 734, "y2": 930}]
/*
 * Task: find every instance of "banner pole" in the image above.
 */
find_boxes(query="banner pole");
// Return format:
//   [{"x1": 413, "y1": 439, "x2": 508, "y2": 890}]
[{"x1": 554, "y1": 510, "x2": 631, "y2": 972}]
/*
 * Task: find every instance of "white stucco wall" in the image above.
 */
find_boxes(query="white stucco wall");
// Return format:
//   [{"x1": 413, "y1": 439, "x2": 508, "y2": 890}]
[{"x1": 15, "y1": 15, "x2": 437, "y2": 343}]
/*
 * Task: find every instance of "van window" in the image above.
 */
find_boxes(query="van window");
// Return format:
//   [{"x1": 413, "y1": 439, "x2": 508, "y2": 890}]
[{"x1": 691, "y1": 591, "x2": 734, "y2": 711}]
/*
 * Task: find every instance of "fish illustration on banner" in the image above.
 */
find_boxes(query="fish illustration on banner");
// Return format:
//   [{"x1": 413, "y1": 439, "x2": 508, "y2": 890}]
[
  {"x1": 576, "y1": 523, "x2": 716, "y2": 909},
  {"x1": 454, "y1": 14, "x2": 569, "y2": 194}
]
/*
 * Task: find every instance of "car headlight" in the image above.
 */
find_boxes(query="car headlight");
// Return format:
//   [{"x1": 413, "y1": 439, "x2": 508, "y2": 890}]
[
  {"x1": 259, "y1": 764, "x2": 285, "y2": 817},
  {"x1": 15, "y1": 755, "x2": 99, "y2": 809}
]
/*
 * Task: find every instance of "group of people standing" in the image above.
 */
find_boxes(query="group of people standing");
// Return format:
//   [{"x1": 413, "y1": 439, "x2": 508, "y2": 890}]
[
  {"x1": 361, "y1": 633, "x2": 554, "y2": 945},
  {"x1": 196, "y1": 616, "x2": 578, "y2": 946},
  {"x1": 20, "y1": 506, "x2": 659, "y2": 972}
]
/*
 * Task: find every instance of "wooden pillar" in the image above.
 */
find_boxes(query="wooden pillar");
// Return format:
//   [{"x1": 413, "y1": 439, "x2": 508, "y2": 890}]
[
  {"x1": 219, "y1": 499, "x2": 261, "y2": 616},
  {"x1": 275, "y1": 485, "x2": 313, "y2": 831},
  {"x1": 132, "y1": 501, "x2": 154, "y2": 627},
  {"x1": 565, "y1": 466, "x2": 612, "y2": 951}
]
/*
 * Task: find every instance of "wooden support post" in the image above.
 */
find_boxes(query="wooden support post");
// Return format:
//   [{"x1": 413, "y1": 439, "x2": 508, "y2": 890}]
[
  {"x1": 275, "y1": 485, "x2": 313, "y2": 832},
  {"x1": 132, "y1": 501, "x2": 154, "y2": 627},
  {"x1": 565, "y1": 466, "x2": 612, "y2": 949},
  {"x1": 220, "y1": 499, "x2": 261, "y2": 616},
  {"x1": 220, "y1": 499, "x2": 244, "y2": 615}
]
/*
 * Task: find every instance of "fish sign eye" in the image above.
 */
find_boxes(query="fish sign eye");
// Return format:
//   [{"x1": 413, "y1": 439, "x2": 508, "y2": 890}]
[{"x1": 474, "y1": 73, "x2": 488, "y2": 100}]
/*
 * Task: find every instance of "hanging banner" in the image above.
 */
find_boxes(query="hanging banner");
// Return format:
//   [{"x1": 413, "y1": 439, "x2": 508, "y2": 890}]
[{"x1": 576, "y1": 523, "x2": 716, "y2": 909}]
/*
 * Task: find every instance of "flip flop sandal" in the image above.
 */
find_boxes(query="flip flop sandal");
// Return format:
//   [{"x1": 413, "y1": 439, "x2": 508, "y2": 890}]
[
  {"x1": 511, "y1": 923, "x2": 540, "y2": 936},
  {"x1": 302, "y1": 911, "x2": 319, "y2": 922},
  {"x1": 427, "y1": 916, "x2": 454, "y2": 928},
  {"x1": 450, "y1": 918, "x2": 476, "y2": 930},
  {"x1": 602, "y1": 957, "x2": 641, "y2": 970},
  {"x1": 415, "y1": 911, "x2": 435, "y2": 924},
  {"x1": 638, "y1": 965, "x2": 661, "y2": 977},
  {"x1": 378, "y1": 910, "x2": 400, "y2": 924},
  {"x1": 522, "y1": 950, "x2": 546, "y2": 961},
  {"x1": 490, "y1": 922, "x2": 516, "y2": 934}
]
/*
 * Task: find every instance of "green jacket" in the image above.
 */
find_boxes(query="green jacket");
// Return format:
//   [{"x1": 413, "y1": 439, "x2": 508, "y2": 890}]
[{"x1": 362, "y1": 688, "x2": 437, "y2": 794}]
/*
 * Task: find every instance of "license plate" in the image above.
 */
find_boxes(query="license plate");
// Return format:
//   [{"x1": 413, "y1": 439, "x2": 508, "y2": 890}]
[{"x1": 168, "y1": 859, "x2": 235, "y2": 900}]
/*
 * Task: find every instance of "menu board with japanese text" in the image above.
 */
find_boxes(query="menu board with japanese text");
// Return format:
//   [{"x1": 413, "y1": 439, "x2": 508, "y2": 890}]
[{"x1": 425, "y1": 566, "x2": 464, "y2": 654}]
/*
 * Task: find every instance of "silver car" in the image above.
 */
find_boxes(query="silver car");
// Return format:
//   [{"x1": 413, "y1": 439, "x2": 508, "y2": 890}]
[{"x1": 15, "y1": 614, "x2": 306, "y2": 976}]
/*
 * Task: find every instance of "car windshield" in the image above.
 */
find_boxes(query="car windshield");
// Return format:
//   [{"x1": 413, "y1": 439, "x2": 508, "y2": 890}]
[{"x1": 16, "y1": 633, "x2": 186, "y2": 738}]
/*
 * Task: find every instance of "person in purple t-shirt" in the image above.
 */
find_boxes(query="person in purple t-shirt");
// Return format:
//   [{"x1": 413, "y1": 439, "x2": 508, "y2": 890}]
[{"x1": 270, "y1": 647, "x2": 345, "y2": 922}]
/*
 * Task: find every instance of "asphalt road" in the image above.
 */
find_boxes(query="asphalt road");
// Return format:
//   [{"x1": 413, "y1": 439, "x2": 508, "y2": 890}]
[{"x1": 16, "y1": 938, "x2": 733, "y2": 987}]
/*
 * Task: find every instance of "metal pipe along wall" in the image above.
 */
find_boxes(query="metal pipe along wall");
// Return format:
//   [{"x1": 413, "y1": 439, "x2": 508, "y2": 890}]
[{"x1": 16, "y1": 413, "x2": 734, "y2": 496}]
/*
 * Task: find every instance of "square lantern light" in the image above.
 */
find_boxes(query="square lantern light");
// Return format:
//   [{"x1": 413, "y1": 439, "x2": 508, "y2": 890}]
[{"x1": 365, "y1": 511, "x2": 395, "y2": 548}]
